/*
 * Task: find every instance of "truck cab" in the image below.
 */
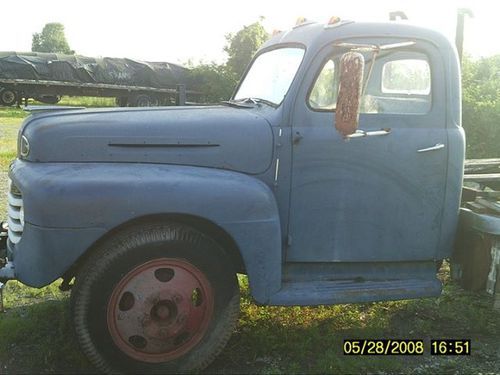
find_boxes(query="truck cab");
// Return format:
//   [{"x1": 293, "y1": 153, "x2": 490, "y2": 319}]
[{"x1": 1, "y1": 18, "x2": 464, "y2": 373}]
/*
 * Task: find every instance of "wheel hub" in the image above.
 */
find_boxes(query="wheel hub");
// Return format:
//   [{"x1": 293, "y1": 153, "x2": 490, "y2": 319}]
[
  {"x1": 107, "y1": 258, "x2": 214, "y2": 363},
  {"x1": 152, "y1": 301, "x2": 174, "y2": 321}
]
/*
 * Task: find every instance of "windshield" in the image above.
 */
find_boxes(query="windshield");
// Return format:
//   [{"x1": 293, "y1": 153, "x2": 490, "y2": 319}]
[{"x1": 234, "y1": 47, "x2": 305, "y2": 105}]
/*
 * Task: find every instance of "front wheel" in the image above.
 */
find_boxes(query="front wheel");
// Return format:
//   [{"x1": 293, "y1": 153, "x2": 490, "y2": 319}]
[{"x1": 71, "y1": 223, "x2": 240, "y2": 373}]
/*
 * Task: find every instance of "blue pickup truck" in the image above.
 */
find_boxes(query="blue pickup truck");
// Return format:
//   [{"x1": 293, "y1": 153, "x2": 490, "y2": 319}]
[{"x1": 1, "y1": 17, "x2": 495, "y2": 373}]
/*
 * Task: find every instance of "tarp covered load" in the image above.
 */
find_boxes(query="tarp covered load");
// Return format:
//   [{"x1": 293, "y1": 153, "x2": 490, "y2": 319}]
[{"x1": 0, "y1": 52, "x2": 191, "y2": 88}]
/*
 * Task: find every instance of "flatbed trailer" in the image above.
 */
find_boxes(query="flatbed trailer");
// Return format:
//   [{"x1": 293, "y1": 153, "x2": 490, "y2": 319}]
[
  {"x1": 0, "y1": 78, "x2": 201, "y2": 107},
  {"x1": 456, "y1": 158, "x2": 500, "y2": 309}
]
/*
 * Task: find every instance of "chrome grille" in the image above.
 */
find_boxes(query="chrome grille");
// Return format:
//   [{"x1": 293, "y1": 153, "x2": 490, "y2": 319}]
[{"x1": 7, "y1": 179, "x2": 23, "y2": 244}]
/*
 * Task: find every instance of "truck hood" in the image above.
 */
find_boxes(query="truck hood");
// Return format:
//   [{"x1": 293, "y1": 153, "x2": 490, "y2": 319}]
[{"x1": 21, "y1": 105, "x2": 274, "y2": 174}]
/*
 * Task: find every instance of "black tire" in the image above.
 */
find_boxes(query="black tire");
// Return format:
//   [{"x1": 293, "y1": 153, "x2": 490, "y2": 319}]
[
  {"x1": 71, "y1": 223, "x2": 240, "y2": 373},
  {"x1": 35, "y1": 95, "x2": 61, "y2": 104},
  {"x1": 0, "y1": 89, "x2": 18, "y2": 106},
  {"x1": 459, "y1": 232, "x2": 492, "y2": 291},
  {"x1": 132, "y1": 94, "x2": 151, "y2": 107},
  {"x1": 149, "y1": 95, "x2": 160, "y2": 107}
]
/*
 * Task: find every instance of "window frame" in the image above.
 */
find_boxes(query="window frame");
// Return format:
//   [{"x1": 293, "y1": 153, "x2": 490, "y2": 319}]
[
  {"x1": 307, "y1": 58, "x2": 338, "y2": 111},
  {"x1": 306, "y1": 54, "x2": 341, "y2": 113},
  {"x1": 306, "y1": 47, "x2": 435, "y2": 115},
  {"x1": 231, "y1": 43, "x2": 307, "y2": 107}
]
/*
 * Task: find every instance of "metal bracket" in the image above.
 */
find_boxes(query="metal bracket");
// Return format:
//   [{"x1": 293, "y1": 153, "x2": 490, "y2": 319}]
[
  {"x1": 0, "y1": 261, "x2": 15, "y2": 281},
  {"x1": 333, "y1": 41, "x2": 416, "y2": 52},
  {"x1": 333, "y1": 40, "x2": 416, "y2": 96},
  {"x1": 0, "y1": 221, "x2": 7, "y2": 258},
  {"x1": 0, "y1": 260, "x2": 15, "y2": 312},
  {"x1": 486, "y1": 239, "x2": 500, "y2": 295},
  {"x1": 175, "y1": 84, "x2": 186, "y2": 106}
]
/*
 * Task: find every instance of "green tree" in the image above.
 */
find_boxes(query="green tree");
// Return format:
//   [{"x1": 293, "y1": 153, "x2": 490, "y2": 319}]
[
  {"x1": 224, "y1": 19, "x2": 269, "y2": 78},
  {"x1": 461, "y1": 54, "x2": 500, "y2": 158},
  {"x1": 188, "y1": 19, "x2": 269, "y2": 103},
  {"x1": 188, "y1": 62, "x2": 238, "y2": 103},
  {"x1": 32, "y1": 23, "x2": 74, "y2": 54}
]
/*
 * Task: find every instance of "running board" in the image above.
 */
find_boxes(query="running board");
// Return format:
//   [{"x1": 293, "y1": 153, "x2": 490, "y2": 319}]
[{"x1": 268, "y1": 278, "x2": 442, "y2": 306}]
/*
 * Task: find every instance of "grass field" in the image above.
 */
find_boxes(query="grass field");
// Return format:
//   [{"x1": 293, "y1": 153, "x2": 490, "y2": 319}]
[{"x1": 0, "y1": 102, "x2": 499, "y2": 374}]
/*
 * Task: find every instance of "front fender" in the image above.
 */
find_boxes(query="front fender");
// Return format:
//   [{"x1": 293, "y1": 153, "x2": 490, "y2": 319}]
[{"x1": 10, "y1": 161, "x2": 282, "y2": 302}]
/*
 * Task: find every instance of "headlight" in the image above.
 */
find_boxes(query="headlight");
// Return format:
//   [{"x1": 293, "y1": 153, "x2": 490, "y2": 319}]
[{"x1": 20, "y1": 135, "x2": 30, "y2": 158}]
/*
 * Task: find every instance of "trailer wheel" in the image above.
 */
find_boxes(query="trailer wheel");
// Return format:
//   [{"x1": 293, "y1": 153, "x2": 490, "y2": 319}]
[
  {"x1": 149, "y1": 95, "x2": 160, "y2": 107},
  {"x1": 71, "y1": 223, "x2": 240, "y2": 373},
  {"x1": 460, "y1": 232, "x2": 492, "y2": 291},
  {"x1": 0, "y1": 89, "x2": 18, "y2": 106},
  {"x1": 35, "y1": 95, "x2": 61, "y2": 104},
  {"x1": 132, "y1": 94, "x2": 152, "y2": 107},
  {"x1": 34, "y1": 95, "x2": 61, "y2": 104}
]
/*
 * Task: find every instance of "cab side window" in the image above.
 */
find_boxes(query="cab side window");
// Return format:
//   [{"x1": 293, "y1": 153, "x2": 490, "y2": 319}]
[
  {"x1": 308, "y1": 51, "x2": 432, "y2": 115},
  {"x1": 308, "y1": 59, "x2": 337, "y2": 110}
]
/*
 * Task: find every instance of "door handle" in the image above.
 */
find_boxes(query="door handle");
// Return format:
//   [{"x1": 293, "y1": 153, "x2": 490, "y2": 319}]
[
  {"x1": 345, "y1": 128, "x2": 391, "y2": 139},
  {"x1": 417, "y1": 143, "x2": 445, "y2": 153}
]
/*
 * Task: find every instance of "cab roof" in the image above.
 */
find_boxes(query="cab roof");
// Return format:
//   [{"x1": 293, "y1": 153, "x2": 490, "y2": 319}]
[{"x1": 261, "y1": 20, "x2": 455, "y2": 54}]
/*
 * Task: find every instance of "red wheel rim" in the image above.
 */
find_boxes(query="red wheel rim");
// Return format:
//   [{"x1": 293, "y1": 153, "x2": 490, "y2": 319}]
[{"x1": 107, "y1": 258, "x2": 214, "y2": 363}]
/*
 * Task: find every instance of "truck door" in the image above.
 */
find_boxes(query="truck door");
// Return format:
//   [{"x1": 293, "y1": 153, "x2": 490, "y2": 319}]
[{"x1": 287, "y1": 39, "x2": 448, "y2": 263}]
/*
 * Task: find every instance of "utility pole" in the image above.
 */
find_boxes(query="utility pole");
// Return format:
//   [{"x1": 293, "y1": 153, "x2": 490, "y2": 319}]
[{"x1": 455, "y1": 8, "x2": 473, "y2": 64}]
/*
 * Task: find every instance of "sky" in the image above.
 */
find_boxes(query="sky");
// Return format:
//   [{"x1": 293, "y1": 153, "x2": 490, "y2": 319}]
[{"x1": 1, "y1": 0, "x2": 498, "y2": 65}]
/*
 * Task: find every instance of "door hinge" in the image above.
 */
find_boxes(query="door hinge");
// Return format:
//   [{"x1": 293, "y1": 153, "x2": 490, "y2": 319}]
[{"x1": 293, "y1": 132, "x2": 303, "y2": 145}]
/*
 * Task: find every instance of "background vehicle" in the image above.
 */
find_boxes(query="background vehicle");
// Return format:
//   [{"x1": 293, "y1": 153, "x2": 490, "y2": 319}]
[{"x1": 0, "y1": 52, "x2": 201, "y2": 107}]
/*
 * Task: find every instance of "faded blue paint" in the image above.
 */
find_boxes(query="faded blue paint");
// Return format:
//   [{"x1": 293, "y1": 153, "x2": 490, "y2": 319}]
[
  {"x1": 287, "y1": 37, "x2": 449, "y2": 263},
  {"x1": 9, "y1": 161, "x2": 282, "y2": 302},
  {"x1": 7, "y1": 21, "x2": 463, "y2": 305},
  {"x1": 21, "y1": 105, "x2": 274, "y2": 175}
]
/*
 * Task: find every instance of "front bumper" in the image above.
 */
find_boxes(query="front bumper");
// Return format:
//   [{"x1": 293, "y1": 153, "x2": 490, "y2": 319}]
[
  {"x1": 0, "y1": 221, "x2": 15, "y2": 282},
  {"x1": 0, "y1": 222, "x2": 7, "y2": 257}
]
